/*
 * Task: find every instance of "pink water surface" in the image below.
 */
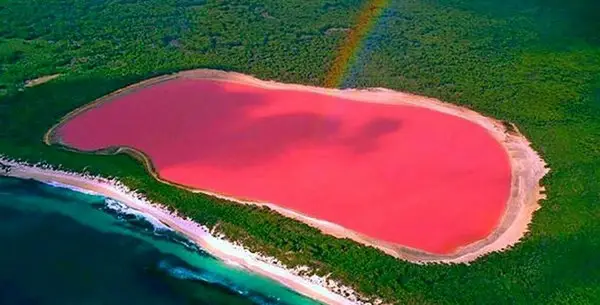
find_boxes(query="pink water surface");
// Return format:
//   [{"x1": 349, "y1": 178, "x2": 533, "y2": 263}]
[{"x1": 58, "y1": 78, "x2": 511, "y2": 254}]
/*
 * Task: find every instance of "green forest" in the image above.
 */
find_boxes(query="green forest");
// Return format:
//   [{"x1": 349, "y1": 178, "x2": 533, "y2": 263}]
[{"x1": 1, "y1": 0, "x2": 600, "y2": 304}]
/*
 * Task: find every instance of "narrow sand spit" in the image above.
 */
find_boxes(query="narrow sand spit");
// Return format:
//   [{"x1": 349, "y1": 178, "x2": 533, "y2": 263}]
[
  {"x1": 45, "y1": 69, "x2": 549, "y2": 263},
  {"x1": 24, "y1": 74, "x2": 61, "y2": 87},
  {"x1": 0, "y1": 158, "x2": 373, "y2": 305}
]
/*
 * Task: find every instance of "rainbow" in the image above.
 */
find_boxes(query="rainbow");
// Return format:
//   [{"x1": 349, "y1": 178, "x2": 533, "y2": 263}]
[{"x1": 324, "y1": 0, "x2": 390, "y2": 88}]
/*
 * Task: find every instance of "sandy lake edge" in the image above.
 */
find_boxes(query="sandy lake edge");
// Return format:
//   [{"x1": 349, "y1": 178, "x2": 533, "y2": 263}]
[{"x1": 44, "y1": 69, "x2": 550, "y2": 263}]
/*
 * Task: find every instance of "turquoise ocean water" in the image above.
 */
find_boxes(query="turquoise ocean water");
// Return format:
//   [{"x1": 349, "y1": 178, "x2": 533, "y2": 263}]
[{"x1": 0, "y1": 176, "x2": 322, "y2": 305}]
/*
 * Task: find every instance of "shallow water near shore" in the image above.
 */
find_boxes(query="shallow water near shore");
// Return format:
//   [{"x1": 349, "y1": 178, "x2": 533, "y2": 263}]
[{"x1": 0, "y1": 176, "x2": 322, "y2": 305}]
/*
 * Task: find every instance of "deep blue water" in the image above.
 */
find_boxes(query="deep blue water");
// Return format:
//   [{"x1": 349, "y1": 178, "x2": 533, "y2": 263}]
[{"x1": 0, "y1": 176, "x2": 321, "y2": 305}]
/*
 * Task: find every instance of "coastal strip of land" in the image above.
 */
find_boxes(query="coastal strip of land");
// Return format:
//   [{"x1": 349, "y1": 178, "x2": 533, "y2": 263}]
[{"x1": 0, "y1": 158, "x2": 372, "y2": 305}]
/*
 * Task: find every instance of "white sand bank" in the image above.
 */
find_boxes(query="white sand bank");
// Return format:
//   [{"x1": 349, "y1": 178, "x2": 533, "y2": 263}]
[{"x1": 0, "y1": 158, "x2": 376, "y2": 305}]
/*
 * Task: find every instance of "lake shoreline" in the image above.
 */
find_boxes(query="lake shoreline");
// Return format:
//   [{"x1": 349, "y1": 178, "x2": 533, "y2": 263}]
[{"x1": 45, "y1": 69, "x2": 549, "y2": 262}]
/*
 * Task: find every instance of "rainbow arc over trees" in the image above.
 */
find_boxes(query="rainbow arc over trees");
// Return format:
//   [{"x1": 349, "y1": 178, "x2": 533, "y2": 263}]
[{"x1": 324, "y1": 0, "x2": 390, "y2": 88}]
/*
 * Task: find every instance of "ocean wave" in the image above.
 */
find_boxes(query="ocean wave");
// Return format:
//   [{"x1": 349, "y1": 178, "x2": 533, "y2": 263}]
[
  {"x1": 158, "y1": 260, "x2": 283, "y2": 305},
  {"x1": 101, "y1": 198, "x2": 203, "y2": 253},
  {"x1": 43, "y1": 181, "x2": 101, "y2": 196},
  {"x1": 158, "y1": 259, "x2": 225, "y2": 284},
  {"x1": 104, "y1": 198, "x2": 170, "y2": 231}
]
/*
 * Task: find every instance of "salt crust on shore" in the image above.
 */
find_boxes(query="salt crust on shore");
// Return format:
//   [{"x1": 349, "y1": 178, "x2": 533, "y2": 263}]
[{"x1": 0, "y1": 157, "x2": 380, "y2": 305}]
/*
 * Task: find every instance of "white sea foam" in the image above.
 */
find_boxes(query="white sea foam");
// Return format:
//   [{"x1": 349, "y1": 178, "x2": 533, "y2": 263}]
[
  {"x1": 103, "y1": 198, "x2": 171, "y2": 232},
  {"x1": 43, "y1": 180, "x2": 100, "y2": 196}
]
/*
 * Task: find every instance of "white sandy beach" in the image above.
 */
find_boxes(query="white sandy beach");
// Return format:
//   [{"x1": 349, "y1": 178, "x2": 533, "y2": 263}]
[{"x1": 0, "y1": 158, "x2": 373, "y2": 305}]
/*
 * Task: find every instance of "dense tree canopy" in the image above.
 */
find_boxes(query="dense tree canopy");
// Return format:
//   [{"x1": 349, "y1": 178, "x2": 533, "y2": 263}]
[{"x1": 1, "y1": 0, "x2": 599, "y2": 304}]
